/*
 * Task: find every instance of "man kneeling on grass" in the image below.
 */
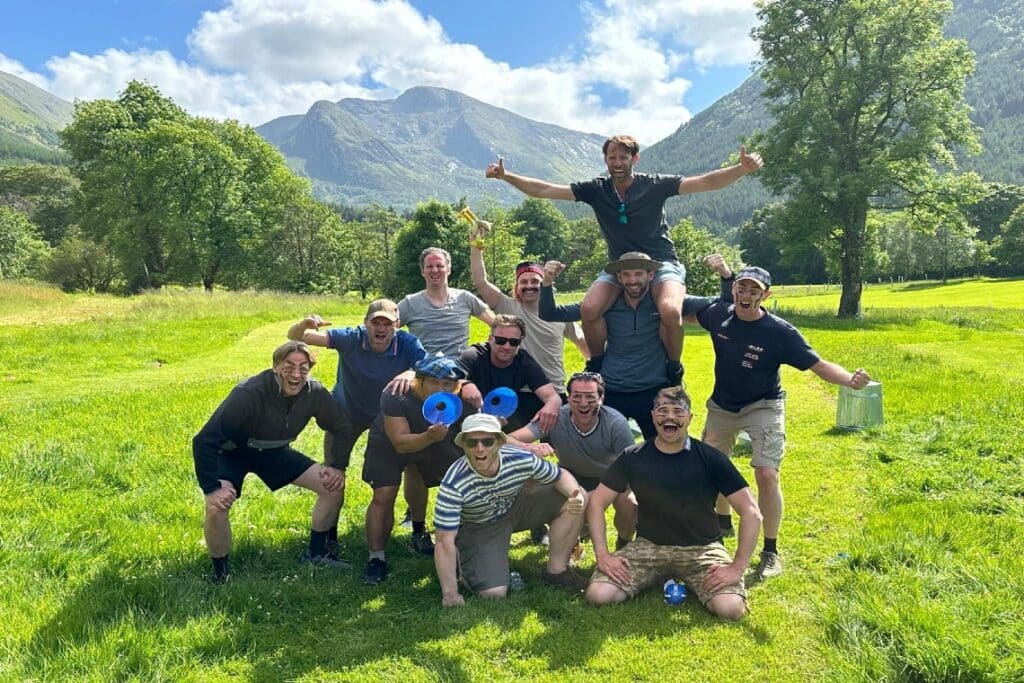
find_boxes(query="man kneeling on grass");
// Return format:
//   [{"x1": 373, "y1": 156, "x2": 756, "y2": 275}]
[
  {"x1": 585, "y1": 387, "x2": 761, "y2": 620},
  {"x1": 192, "y1": 341, "x2": 350, "y2": 583},
  {"x1": 433, "y1": 413, "x2": 588, "y2": 606}
]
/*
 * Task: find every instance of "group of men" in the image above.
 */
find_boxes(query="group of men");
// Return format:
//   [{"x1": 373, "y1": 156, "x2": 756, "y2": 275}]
[{"x1": 192, "y1": 135, "x2": 871, "y2": 619}]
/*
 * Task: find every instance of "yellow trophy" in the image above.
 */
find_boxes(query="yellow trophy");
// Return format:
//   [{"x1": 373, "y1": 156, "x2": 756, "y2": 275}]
[{"x1": 458, "y1": 206, "x2": 487, "y2": 249}]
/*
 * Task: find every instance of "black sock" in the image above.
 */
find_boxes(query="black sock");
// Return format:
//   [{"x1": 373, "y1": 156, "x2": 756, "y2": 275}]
[
  {"x1": 211, "y1": 554, "x2": 230, "y2": 579},
  {"x1": 328, "y1": 525, "x2": 338, "y2": 546},
  {"x1": 763, "y1": 537, "x2": 778, "y2": 555},
  {"x1": 717, "y1": 514, "x2": 733, "y2": 530},
  {"x1": 309, "y1": 529, "x2": 330, "y2": 557},
  {"x1": 412, "y1": 521, "x2": 426, "y2": 535}
]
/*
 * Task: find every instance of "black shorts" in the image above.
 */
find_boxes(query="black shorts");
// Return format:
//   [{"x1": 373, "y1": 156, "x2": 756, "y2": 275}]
[
  {"x1": 604, "y1": 386, "x2": 665, "y2": 440},
  {"x1": 567, "y1": 470, "x2": 603, "y2": 492},
  {"x1": 323, "y1": 413, "x2": 373, "y2": 467},
  {"x1": 361, "y1": 429, "x2": 461, "y2": 489},
  {"x1": 215, "y1": 446, "x2": 315, "y2": 497}
]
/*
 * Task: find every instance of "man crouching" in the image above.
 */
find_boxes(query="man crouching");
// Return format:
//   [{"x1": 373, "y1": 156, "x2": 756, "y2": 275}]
[{"x1": 433, "y1": 413, "x2": 587, "y2": 606}]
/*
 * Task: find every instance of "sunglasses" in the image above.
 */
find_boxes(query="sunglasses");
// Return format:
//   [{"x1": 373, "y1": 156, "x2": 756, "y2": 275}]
[
  {"x1": 462, "y1": 437, "x2": 497, "y2": 448},
  {"x1": 570, "y1": 371, "x2": 602, "y2": 381},
  {"x1": 493, "y1": 336, "x2": 522, "y2": 347},
  {"x1": 617, "y1": 202, "x2": 628, "y2": 225}
]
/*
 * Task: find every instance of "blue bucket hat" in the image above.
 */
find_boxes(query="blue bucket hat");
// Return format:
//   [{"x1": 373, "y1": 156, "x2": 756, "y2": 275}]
[{"x1": 414, "y1": 355, "x2": 467, "y2": 380}]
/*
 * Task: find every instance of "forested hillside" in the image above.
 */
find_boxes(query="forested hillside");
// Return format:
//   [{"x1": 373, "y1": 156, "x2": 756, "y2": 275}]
[{"x1": 0, "y1": 71, "x2": 72, "y2": 165}]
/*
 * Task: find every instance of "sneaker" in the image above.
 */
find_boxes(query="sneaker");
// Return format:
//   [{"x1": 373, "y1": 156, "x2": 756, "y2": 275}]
[
  {"x1": 753, "y1": 551, "x2": 783, "y2": 580},
  {"x1": 399, "y1": 508, "x2": 413, "y2": 528},
  {"x1": 529, "y1": 525, "x2": 550, "y2": 546},
  {"x1": 720, "y1": 526, "x2": 735, "y2": 539},
  {"x1": 300, "y1": 551, "x2": 352, "y2": 570},
  {"x1": 363, "y1": 558, "x2": 388, "y2": 585},
  {"x1": 541, "y1": 568, "x2": 587, "y2": 592},
  {"x1": 410, "y1": 531, "x2": 435, "y2": 555},
  {"x1": 509, "y1": 571, "x2": 526, "y2": 591}
]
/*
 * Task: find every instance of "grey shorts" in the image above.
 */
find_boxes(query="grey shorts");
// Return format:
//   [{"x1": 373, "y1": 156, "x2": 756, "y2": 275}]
[
  {"x1": 594, "y1": 260, "x2": 686, "y2": 287},
  {"x1": 703, "y1": 398, "x2": 786, "y2": 470},
  {"x1": 455, "y1": 483, "x2": 568, "y2": 592}
]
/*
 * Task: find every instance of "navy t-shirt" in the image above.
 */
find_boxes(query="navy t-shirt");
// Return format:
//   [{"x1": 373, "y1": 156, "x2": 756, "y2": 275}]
[
  {"x1": 570, "y1": 173, "x2": 682, "y2": 263},
  {"x1": 696, "y1": 304, "x2": 821, "y2": 412},
  {"x1": 601, "y1": 438, "x2": 748, "y2": 546},
  {"x1": 326, "y1": 327, "x2": 426, "y2": 423}
]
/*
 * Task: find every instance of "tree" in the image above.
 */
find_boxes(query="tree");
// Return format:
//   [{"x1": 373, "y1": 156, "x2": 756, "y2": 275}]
[
  {"x1": 753, "y1": 0, "x2": 982, "y2": 316},
  {"x1": 384, "y1": 200, "x2": 469, "y2": 298},
  {"x1": 0, "y1": 206, "x2": 50, "y2": 279},
  {"x1": 992, "y1": 204, "x2": 1024, "y2": 276},
  {"x1": 478, "y1": 207, "x2": 526, "y2": 293},
  {"x1": 562, "y1": 217, "x2": 606, "y2": 291},
  {"x1": 349, "y1": 204, "x2": 405, "y2": 299},
  {"x1": 509, "y1": 198, "x2": 569, "y2": 262},
  {"x1": 964, "y1": 182, "x2": 1024, "y2": 244},
  {"x1": 0, "y1": 165, "x2": 78, "y2": 244},
  {"x1": 45, "y1": 227, "x2": 119, "y2": 292},
  {"x1": 669, "y1": 219, "x2": 742, "y2": 296}
]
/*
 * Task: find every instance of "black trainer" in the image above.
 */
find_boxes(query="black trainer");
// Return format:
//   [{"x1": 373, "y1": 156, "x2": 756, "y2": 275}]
[
  {"x1": 300, "y1": 551, "x2": 351, "y2": 570},
  {"x1": 529, "y1": 525, "x2": 550, "y2": 546},
  {"x1": 410, "y1": 531, "x2": 435, "y2": 555},
  {"x1": 363, "y1": 558, "x2": 388, "y2": 585}
]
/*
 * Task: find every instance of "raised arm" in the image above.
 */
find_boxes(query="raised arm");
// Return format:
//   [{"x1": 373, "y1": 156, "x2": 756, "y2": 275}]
[
  {"x1": 486, "y1": 158, "x2": 575, "y2": 201},
  {"x1": 287, "y1": 314, "x2": 331, "y2": 347},
  {"x1": 538, "y1": 261, "x2": 583, "y2": 323},
  {"x1": 468, "y1": 221, "x2": 504, "y2": 308},
  {"x1": 678, "y1": 146, "x2": 763, "y2": 195}
]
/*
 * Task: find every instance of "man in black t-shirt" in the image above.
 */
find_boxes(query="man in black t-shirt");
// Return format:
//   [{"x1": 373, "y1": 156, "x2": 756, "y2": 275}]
[
  {"x1": 459, "y1": 314, "x2": 562, "y2": 433},
  {"x1": 696, "y1": 264, "x2": 872, "y2": 580},
  {"x1": 585, "y1": 387, "x2": 761, "y2": 620}
]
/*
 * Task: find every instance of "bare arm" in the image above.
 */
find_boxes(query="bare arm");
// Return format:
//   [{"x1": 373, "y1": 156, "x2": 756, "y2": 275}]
[
  {"x1": 531, "y1": 383, "x2": 563, "y2": 434},
  {"x1": 588, "y1": 484, "x2": 632, "y2": 585},
  {"x1": 704, "y1": 486, "x2": 762, "y2": 594},
  {"x1": 486, "y1": 158, "x2": 575, "y2": 201},
  {"x1": 469, "y1": 223, "x2": 504, "y2": 308},
  {"x1": 286, "y1": 315, "x2": 331, "y2": 347},
  {"x1": 383, "y1": 415, "x2": 448, "y2": 454},
  {"x1": 810, "y1": 360, "x2": 871, "y2": 389},
  {"x1": 678, "y1": 146, "x2": 763, "y2": 195},
  {"x1": 434, "y1": 529, "x2": 464, "y2": 607}
]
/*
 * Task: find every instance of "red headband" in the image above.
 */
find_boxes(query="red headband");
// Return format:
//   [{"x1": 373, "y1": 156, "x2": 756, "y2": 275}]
[{"x1": 516, "y1": 263, "x2": 544, "y2": 279}]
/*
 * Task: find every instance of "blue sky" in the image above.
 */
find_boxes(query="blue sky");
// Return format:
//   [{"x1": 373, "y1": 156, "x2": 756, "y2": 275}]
[{"x1": 0, "y1": 0, "x2": 760, "y2": 144}]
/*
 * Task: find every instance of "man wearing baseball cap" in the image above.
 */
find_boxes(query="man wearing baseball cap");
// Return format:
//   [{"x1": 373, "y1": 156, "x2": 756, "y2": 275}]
[
  {"x1": 695, "y1": 262, "x2": 872, "y2": 580},
  {"x1": 287, "y1": 299, "x2": 427, "y2": 551},
  {"x1": 433, "y1": 413, "x2": 588, "y2": 606}
]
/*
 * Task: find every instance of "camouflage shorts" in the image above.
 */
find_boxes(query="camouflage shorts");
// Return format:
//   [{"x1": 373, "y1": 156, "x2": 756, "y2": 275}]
[{"x1": 589, "y1": 536, "x2": 746, "y2": 605}]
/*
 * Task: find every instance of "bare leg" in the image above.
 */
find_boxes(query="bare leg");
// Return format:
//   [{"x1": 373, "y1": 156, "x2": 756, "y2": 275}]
[
  {"x1": 476, "y1": 586, "x2": 509, "y2": 600},
  {"x1": 403, "y1": 464, "x2": 428, "y2": 525},
  {"x1": 291, "y1": 464, "x2": 345, "y2": 532},
  {"x1": 585, "y1": 581, "x2": 629, "y2": 605},
  {"x1": 652, "y1": 280, "x2": 686, "y2": 362},
  {"x1": 754, "y1": 466, "x2": 783, "y2": 540},
  {"x1": 546, "y1": 505, "x2": 585, "y2": 573},
  {"x1": 366, "y1": 485, "x2": 400, "y2": 552},
  {"x1": 612, "y1": 490, "x2": 638, "y2": 540},
  {"x1": 580, "y1": 280, "x2": 620, "y2": 359},
  {"x1": 706, "y1": 593, "x2": 747, "y2": 620},
  {"x1": 204, "y1": 503, "x2": 232, "y2": 558}
]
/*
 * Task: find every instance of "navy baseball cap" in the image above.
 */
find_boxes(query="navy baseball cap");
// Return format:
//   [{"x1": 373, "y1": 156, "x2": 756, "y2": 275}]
[{"x1": 736, "y1": 266, "x2": 772, "y2": 289}]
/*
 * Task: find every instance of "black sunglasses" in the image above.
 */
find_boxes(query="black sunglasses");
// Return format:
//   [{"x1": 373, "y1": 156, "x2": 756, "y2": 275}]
[
  {"x1": 617, "y1": 202, "x2": 628, "y2": 225},
  {"x1": 462, "y1": 437, "x2": 497, "y2": 448},
  {"x1": 493, "y1": 336, "x2": 522, "y2": 347}
]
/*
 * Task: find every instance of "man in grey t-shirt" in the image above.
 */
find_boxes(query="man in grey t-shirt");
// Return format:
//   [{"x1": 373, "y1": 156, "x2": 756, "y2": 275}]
[
  {"x1": 397, "y1": 246, "x2": 495, "y2": 356},
  {"x1": 509, "y1": 371, "x2": 638, "y2": 550}
]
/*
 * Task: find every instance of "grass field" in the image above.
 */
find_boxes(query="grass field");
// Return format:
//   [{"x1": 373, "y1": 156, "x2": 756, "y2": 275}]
[{"x1": 1, "y1": 278, "x2": 1022, "y2": 682}]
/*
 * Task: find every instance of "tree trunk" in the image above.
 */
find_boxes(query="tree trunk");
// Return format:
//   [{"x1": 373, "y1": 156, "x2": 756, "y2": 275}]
[{"x1": 837, "y1": 200, "x2": 868, "y2": 318}]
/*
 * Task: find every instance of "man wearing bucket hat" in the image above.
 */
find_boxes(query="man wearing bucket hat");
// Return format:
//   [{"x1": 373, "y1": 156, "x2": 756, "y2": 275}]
[
  {"x1": 361, "y1": 356, "x2": 471, "y2": 585},
  {"x1": 695, "y1": 263, "x2": 872, "y2": 580},
  {"x1": 433, "y1": 413, "x2": 588, "y2": 605},
  {"x1": 486, "y1": 136, "x2": 762, "y2": 384},
  {"x1": 287, "y1": 299, "x2": 427, "y2": 550}
]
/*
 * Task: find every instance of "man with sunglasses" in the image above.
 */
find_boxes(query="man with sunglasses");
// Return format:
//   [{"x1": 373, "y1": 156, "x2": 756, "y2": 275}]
[
  {"x1": 469, "y1": 230, "x2": 588, "y2": 398},
  {"x1": 486, "y1": 136, "x2": 762, "y2": 385},
  {"x1": 192, "y1": 341, "x2": 351, "y2": 583},
  {"x1": 434, "y1": 413, "x2": 588, "y2": 606},
  {"x1": 508, "y1": 371, "x2": 638, "y2": 551},
  {"x1": 458, "y1": 314, "x2": 563, "y2": 434}
]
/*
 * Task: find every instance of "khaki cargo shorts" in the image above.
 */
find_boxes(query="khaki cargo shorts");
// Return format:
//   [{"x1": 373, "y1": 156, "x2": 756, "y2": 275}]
[{"x1": 703, "y1": 398, "x2": 786, "y2": 470}]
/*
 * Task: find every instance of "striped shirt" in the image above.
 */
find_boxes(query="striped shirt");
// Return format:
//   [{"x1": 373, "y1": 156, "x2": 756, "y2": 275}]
[{"x1": 434, "y1": 446, "x2": 560, "y2": 530}]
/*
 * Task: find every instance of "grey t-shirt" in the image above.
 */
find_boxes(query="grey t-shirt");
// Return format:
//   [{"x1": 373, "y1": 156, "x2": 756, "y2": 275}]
[
  {"x1": 398, "y1": 288, "x2": 489, "y2": 356},
  {"x1": 494, "y1": 295, "x2": 583, "y2": 394},
  {"x1": 527, "y1": 404, "x2": 635, "y2": 478}
]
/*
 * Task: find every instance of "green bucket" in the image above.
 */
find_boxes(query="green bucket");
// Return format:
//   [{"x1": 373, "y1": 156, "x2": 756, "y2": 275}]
[{"x1": 836, "y1": 381, "x2": 884, "y2": 430}]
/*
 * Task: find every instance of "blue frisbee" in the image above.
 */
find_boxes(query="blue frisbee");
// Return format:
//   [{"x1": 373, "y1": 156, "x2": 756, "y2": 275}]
[
  {"x1": 421, "y1": 392, "x2": 463, "y2": 426},
  {"x1": 482, "y1": 387, "x2": 518, "y2": 419}
]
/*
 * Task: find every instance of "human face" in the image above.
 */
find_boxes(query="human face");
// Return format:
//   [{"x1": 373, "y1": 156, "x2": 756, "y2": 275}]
[
  {"x1": 604, "y1": 143, "x2": 637, "y2": 183},
  {"x1": 461, "y1": 430, "x2": 501, "y2": 476},
  {"x1": 516, "y1": 272, "x2": 542, "y2": 303},
  {"x1": 365, "y1": 315, "x2": 398, "y2": 352},
  {"x1": 616, "y1": 268, "x2": 653, "y2": 301},
  {"x1": 421, "y1": 253, "x2": 450, "y2": 288},
  {"x1": 489, "y1": 325, "x2": 523, "y2": 367},
  {"x1": 274, "y1": 351, "x2": 311, "y2": 396},
  {"x1": 732, "y1": 279, "x2": 770, "y2": 321},
  {"x1": 569, "y1": 379, "x2": 603, "y2": 426},
  {"x1": 418, "y1": 376, "x2": 459, "y2": 398},
  {"x1": 651, "y1": 401, "x2": 692, "y2": 445}
]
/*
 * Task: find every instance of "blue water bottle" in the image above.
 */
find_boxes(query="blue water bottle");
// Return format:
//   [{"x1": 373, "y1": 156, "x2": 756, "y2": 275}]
[{"x1": 663, "y1": 579, "x2": 687, "y2": 605}]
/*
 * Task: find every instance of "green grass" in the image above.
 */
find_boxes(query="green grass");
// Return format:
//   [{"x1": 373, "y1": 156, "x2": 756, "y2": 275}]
[{"x1": 1, "y1": 279, "x2": 1022, "y2": 681}]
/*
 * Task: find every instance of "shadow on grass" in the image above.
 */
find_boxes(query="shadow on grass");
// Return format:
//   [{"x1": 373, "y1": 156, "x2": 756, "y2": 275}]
[{"x1": 24, "y1": 526, "x2": 771, "y2": 679}]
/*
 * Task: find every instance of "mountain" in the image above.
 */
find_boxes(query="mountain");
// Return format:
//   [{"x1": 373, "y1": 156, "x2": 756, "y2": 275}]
[
  {"x1": 643, "y1": 0, "x2": 1024, "y2": 232},
  {"x1": 0, "y1": 71, "x2": 73, "y2": 165},
  {"x1": 257, "y1": 86, "x2": 606, "y2": 209}
]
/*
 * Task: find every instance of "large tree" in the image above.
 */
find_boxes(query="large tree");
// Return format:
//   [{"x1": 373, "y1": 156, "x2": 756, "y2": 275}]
[{"x1": 753, "y1": 0, "x2": 981, "y2": 316}]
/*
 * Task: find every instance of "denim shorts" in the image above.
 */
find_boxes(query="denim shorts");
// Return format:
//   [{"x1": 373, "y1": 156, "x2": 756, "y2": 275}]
[{"x1": 594, "y1": 260, "x2": 686, "y2": 287}]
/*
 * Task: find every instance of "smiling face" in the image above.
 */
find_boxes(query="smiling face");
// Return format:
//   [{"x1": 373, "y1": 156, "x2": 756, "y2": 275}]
[
  {"x1": 615, "y1": 267, "x2": 654, "y2": 301},
  {"x1": 515, "y1": 271, "x2": 543, "y2": 303},
  {"x1": 273, "y1": 350, "x2": 312, "y2": 397},
  {"x1": 488, "y1": 325, "x2": 523, "y2": 367},
  {"x1": 651, "y1": 400, "x2": 692, "y2": 446},
  {"x1": 365, "y1": 314, "x2": 398, "y2": 352},
  {"x1": 604, "y1": 142, "x2": 638, "y2": 184},
  {"x1": 568, "y1": 379, "x2": 603, "y2": 429},
  {"x1": 732, "y1": 278, "x2": 771, "y2": 321},
  {"x1": 460, "y1": 431, "x2": 502, "y2": 477},
  {"x1": 416, "y1": 375, "x2": 459, "y2": 400},
  {"x1": 421, "y1": 253, "x2": 451, "y2": 288}
]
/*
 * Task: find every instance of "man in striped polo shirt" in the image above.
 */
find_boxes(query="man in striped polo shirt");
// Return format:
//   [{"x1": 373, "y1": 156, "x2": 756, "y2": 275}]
[{"x1": 433, "y1": 414, "x2": 588, "y2": 606}]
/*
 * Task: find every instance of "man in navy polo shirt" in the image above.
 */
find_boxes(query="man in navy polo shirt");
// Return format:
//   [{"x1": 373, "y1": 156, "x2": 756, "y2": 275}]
[
  {"x1": 695, "y1": 265, "x2": 872, "y2": 580},
  {"x1": 287, "y1": 299, "x2": 427, "y2": 549}
]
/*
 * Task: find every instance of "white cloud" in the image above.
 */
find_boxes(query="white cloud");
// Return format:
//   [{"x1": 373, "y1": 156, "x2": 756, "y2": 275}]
[
  {"x1": 3, "y1": 0, "x2": 759, "y2": 144},
  {"x1": 0, "y1": 54, "x2": 51, "y2": 89}
]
